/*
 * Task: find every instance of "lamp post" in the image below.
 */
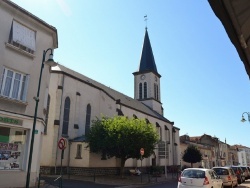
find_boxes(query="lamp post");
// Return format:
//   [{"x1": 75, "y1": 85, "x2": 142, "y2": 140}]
[
  {"x1": 25, "y1": 48, "x2": 57, "y2": 188},
  {"x1": 241, "y1": 112, "x2": 250, "y2": 122}
]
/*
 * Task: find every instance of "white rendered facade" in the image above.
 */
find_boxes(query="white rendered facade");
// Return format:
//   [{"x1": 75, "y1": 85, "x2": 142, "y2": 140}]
[
  {"x1": 40, "y1": 29, "x2": 180, "y2": 174},
  {"x1": 0, "y1": 0, "x2": 58, "y2": 187}
]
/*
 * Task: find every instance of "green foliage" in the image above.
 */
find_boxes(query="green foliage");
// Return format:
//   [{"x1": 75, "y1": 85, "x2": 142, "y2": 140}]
[
  {"x1": 86, "y1": 116, "x2": 159, "y2": 161},
  {"x1": 182, "y1": 144, "x2": 202, "y2": 167}
]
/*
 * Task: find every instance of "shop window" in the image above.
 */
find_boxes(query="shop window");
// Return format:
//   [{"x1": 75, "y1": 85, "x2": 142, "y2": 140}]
[
  {"x1": 9, "y1": 20, "x2": 36, "y2": 54},
  {"x1": 75, "y1": 144, "x2": 82, "y2": 159},
  {"x1": 62, "y1": 97, "x2": 70, "y2": 135},
  {"x1": 85, "y1": 104, "x2": 91, "y2": 135},
  {"x1": 0, "y1": 127, "x2": 26, "y2": 170},
  {"x1": 0, "y1": 68, "x2": 29, "y2": 102}
]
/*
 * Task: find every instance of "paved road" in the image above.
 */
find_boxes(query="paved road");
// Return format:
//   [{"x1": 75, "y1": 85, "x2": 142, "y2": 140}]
[
  {"x1": 42, "y1": 177, "x2": 118, "y2": 188},
  {"x1": 238, "y1": 179, "x2": 250, "y2": 187},
  {"x1": 42, "y1": 176, "x2": 177, "y2": 188}
]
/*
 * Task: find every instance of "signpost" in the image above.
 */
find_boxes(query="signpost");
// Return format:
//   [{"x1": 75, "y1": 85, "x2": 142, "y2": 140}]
[
  {"x1": 140, "y1": 148, "x2": 144, "y2": 183},
  {"x1": 58, "y1": 137, "x2": 67, "y2": 188}
]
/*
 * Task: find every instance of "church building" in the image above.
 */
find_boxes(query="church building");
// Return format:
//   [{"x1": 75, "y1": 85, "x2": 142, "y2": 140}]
[{"x1": 40, "y1": 28, "x2": 180, "y2": 175}]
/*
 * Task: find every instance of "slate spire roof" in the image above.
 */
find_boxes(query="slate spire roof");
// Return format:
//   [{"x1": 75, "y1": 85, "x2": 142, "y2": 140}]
[{"x1": 138, "y1": 28, "x2": 159, "y2": 75}]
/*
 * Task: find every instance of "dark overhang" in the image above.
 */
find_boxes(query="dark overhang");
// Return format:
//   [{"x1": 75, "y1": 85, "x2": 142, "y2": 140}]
[{"x1": 208, "y1": 0, "x2": 250, "y2": 79}]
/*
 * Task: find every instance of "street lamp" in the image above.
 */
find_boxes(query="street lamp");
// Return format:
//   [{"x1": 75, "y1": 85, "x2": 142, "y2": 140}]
[
  {"x1": 241, "y1": 112, "x2": 250, "y2": 122},
  {"x1": 25, "y1": 48, "x2": 57, "y2": 188}
]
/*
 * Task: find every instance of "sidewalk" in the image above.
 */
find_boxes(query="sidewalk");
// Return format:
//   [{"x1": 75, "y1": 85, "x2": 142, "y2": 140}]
[{"x1": 40, "y1": 173, "x2": 178, "y2": 188}]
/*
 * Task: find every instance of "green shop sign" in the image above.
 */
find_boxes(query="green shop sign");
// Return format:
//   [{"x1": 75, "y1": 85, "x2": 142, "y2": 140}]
[{"x1": 0, "y1": 116, "x2": 22, "y2": 125}]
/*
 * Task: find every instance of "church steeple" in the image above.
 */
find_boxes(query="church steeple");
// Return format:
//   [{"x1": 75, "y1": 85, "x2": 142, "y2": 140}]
[
  {"x1": 133, "y1": 28, "x2": 163, "y2": 115},
  {"x1": 138, "y1": 28, "x2": 159, "y2": 76}
]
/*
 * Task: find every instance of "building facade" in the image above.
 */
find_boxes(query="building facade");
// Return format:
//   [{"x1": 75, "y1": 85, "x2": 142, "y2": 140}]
[
  {"x1": 40, "y1": 28, "x2": 180, "y2": 175},
  {"x1": 180, "y1": 134, "x2": 241, "y2": 169},
  {"x1": 234, "y1": 145, "x2": 250, "y2": 166},
  {"x1": 0, "y1": 0, "x2": 58, "y2": 187}
]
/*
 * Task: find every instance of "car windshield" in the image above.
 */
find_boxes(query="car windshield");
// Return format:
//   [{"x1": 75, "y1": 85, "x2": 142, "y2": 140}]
[
  {"x1": 182, "y1": 169, "x2": 205, "y2": 178},
  {"x1": 213, "y1": 168, "x2": 229, "y2": 175}
]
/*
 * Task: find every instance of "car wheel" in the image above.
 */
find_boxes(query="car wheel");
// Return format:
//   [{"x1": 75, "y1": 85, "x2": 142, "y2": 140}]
[
  {"x1": 230, "y1": 182, "x2": 234, "y2": 188},
  {"x1": 235, "y1": 181, "x2": 238, "y2": 187}
]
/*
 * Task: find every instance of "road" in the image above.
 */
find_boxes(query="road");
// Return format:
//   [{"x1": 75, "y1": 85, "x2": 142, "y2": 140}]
[
  {"x1": 42, "y1": 177, "x2": 250, "y2": 188},
  {"x1": 146, "y1": 179, "x2": 250, "y2": 188}
]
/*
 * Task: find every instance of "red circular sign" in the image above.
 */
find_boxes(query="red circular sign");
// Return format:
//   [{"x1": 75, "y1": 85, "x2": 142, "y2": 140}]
[
  {"x1": 140, "y1": 148, "x2": 144, "y2": 155},
  {"x1": 58, "y1": 137, "x2": 67, "y2": 150}
]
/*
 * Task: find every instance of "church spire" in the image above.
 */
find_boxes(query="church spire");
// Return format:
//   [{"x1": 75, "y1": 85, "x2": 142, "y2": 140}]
[
  {"x1": 133, "y1": 27, "x2": 163, "y2": 115},
  {"x1": 138, "y1": 28, "x2": 159, "y2": 76}
]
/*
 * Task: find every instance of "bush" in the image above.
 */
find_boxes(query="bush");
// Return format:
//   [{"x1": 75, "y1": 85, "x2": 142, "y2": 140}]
[{"x1": 150, "y1": 166, "x2": 164, "y2": 175}]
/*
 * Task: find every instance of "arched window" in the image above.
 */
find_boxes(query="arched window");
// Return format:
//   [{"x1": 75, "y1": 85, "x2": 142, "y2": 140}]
[
  {"x1": 62, "y1": 97, "x2": 70, "y2": 135},
  {"x1": 139, "y1": 83, "x2": 142, "y2": 99},
  {"x1": 144, "y1": 82, "x2": 147, "y2": 98},
  {"x1": 44, "y1": 95, "x2": 50, "y2": 134},
  {"x1": 156, "y1": 123, "x2": 162, "y2": 140},
  {"x1": 145, "y1": 118, "x2": 150, "y2": 124},
  {"x1": 154, "y1": 83, "x2": 157, "y2": 99},
  {"x1": 156, "y1": 84, "x2": 159, "y2": 100},
  {"x1": 85, "y1": 104, "x2": 91, "y2": 135},
  {"x1": 133, "y1": 114, "x2": 138, "y2": 119}
]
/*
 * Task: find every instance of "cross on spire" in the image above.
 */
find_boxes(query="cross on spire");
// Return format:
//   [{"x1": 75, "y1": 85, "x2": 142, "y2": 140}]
[{"x1": 144, "y1": 15, "x2": 148, "y2": 29}]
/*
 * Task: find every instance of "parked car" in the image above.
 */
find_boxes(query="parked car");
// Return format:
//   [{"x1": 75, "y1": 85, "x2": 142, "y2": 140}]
[
  {"x1": 212, "y1": 166, "x2": 238, "y2": 187},
  {"x1": 240, "y1": 166, "x2": 250, "y2": 180},
  {"x1": 177, "y1": 168, "x2": 223, "y2": 188},
  {"x1": 230, "y1": 165, "x2": 245, "y2": 184}
]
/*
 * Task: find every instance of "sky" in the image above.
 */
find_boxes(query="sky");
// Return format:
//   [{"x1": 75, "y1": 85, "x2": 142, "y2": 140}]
[{"x1": 11, "y1": 0, "x2": 250, "y2": 147}]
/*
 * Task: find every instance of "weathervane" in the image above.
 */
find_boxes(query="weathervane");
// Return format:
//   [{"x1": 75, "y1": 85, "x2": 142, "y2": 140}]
[{"x1": 144, "y1": 15, "x2": 148, "y2": 29}]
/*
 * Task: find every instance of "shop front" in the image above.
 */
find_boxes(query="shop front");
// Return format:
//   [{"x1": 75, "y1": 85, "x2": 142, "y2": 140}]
[{"x1": 0, "y1": 113, "x2": 43, "y2": 187}]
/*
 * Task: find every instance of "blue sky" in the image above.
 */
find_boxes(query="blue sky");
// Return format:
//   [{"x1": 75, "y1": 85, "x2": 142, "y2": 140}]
[{"x1": 12, "y1": 0, "x2": 250, "y2": 147}]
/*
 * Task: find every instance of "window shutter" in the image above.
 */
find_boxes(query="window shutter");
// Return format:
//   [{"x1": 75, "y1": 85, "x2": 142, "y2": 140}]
[
  {"x1": 0, "y1": 68, "x2": 5, "y2": 94},
  {"x1": 21, "y1": 74, "x2": 29, "y2": 102}
]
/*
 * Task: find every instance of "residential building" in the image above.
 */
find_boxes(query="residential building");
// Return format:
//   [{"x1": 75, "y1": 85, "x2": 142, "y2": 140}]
[
  {"x1": 0, "y1": 0, "x2": 58, "y2": 187},
  {"x1": 40, "y1": 28, "x2": 180, "y2": 175},
  {"x1": 233, "y1": 144, "x2": 250, "y2": 166},
  {"x1": 180, "y1": 134, "x2": 243, "y2": 169},
  {"x1": 228, "y1": 145, "x2": 239, "y2": 166},
  {"x1": 180, "y1": 134, "x2": 214, "y2": 169}
]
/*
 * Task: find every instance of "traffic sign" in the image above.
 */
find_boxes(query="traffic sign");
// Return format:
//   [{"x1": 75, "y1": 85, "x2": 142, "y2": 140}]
[
  {"x1": 140, "y1": 148, "x2": 144, "y2": 156},
  {"x1": 58, "y1": 137, "x2": 67, "y2": 150}
]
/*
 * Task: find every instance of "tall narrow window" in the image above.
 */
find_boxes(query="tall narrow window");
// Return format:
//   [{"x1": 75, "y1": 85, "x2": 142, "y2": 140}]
[
  {"x1": 139, "y1": 83, "x2": 142, "y2": 99},
  {"x1": 143, "y1": 82, "x2": 147, "y2": 98},
  {"x1": 44, "y1": 95, "x2": 50, "y2": 134},
  {"x1": 62, "y1": 97, "x2": 70, "y2": 135},
  {"x1": 75, "y1": 144, "x2": 82, "y2": 159},
  {"x1": 156, "y1": 85, "x2": 159, "y2": 100},
  {"x1": 85, "y1": 104, "x2": 91, "y2": 135},
  {"x1": 154, "y1": 83, "x2": 157, "y2": 99},
  {"x1": 156, "y1": 123, "x2": 162, "y2": 140}
]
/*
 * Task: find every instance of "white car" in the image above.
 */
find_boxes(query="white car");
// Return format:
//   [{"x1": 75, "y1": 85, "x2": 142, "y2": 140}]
[{"x1": 178, "y1": 168, "x2": 223, "y2": 188}]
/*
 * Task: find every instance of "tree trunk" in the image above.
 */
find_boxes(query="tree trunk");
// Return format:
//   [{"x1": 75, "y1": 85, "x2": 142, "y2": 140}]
[{"x1": 120, "y1": 157, "x2": 126, "y2": 178}]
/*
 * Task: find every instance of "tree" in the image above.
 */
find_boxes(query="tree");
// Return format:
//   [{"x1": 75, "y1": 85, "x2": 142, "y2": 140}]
[
  {"x1": 182, "y1": 144, "x2": 202, "y2": 167},
  {"x1": 86, "y1": 116, "x2": 159, "y2": 176}
]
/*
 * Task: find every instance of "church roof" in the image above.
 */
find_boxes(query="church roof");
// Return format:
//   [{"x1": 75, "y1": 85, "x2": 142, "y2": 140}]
[
  {"x1": 52, "y1": 64, "x2": 173, "y2": 125},
  {"x1": 135, "y1": 28, "x2": 160, "y2": 77}
]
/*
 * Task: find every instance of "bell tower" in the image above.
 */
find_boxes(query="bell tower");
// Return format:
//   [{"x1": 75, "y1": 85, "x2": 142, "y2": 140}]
[{"x1": 133, "y1": 28, "x2": 163, "y2": 115}]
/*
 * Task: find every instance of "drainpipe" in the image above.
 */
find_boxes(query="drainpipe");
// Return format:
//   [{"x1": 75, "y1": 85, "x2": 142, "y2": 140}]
[
  {"x1": 67, "y1": 141, "x2": 71, "y2": 179},
  {"x1": 55, "y1": 74, "x2": 65, "y2": 174}
]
